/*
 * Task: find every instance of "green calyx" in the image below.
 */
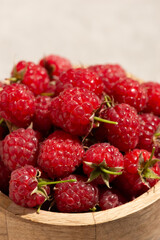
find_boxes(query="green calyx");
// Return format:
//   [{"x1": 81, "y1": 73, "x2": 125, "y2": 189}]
[
  {"x1": 84, "y1": 159, "x2": 123, "y2": 188},
  {"x1": 138, "y1": 147, "x2": 160, "y2": 187}
]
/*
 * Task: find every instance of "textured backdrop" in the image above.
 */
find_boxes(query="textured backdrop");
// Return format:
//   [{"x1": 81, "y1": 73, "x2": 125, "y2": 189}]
[{"x1": 0, "y1": 0, "x2": 160, "y2": 82}]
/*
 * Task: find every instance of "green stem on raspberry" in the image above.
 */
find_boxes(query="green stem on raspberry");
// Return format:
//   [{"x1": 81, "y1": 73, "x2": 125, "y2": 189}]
[
  {"x1": 38, "y1": 179, "x2": 76, "y2": 187},
  {"x1": 40, "y1": 92, "x2": 54, "y2": 97},
  {"x1": 100, "y1": 167, "x2": 123, "y2": 175},
  {"x1": 154, "y1": 133, "x2": 160, "y2": 137},
  {"x1": 94, "y1": 116, "x2": 118, "y2": 125},
  {"x1": 0, "y1": 118, "x2": 4, "y2": 125},
  {"x1": 143, "y1": 147, "x2": 155, "y2": 171},
  {"x1": 7, "y1": 77, "x2": 18, "y2": 82},
  {"x1": 104, "y1": 95, "x2": 112, "y2": 108}
]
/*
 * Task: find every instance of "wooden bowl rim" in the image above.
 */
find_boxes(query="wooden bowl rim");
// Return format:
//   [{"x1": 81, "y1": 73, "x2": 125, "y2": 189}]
[{"x1": 1, "y1": 181, "x2": 160, "y2": 226}]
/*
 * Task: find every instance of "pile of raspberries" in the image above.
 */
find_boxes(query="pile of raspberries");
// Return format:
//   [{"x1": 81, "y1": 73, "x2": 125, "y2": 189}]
[{"x1": 0, "y1": 54, "x2": 160, "y2": 213}]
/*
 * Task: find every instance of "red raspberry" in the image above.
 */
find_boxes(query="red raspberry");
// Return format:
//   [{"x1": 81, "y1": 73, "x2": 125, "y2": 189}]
[
  {"x1": 56, "y1": 68, "x2": 104, "y2": 97},
  {"x1": 33, "y1": 96, "x2": 52, "y2": 135},
  {"x1": 54, "y1": 174, "x2": 99, "y2": 213},
  {"x1": 112, "y1": 77, "x2": 147, "y2": 112},
  {"x1": 50, "y1": 87, "x2": 101, "y2": 136},
  {"x1": 99, "y1": 103, "x2": 140, "y2": 152},
  {"x1": 11, "y1": 61, "x2": 50, "y2": 95},
  {"x1": 115, "y1": 149, "x2": 160, "y2": 198},
  {"x1": 0, "y1": 159, "x2": 10, "y2": 194},
  {"x1": 83, "y1": 143, "x2": 124, "y2": 186},
  {"x1": 39, "y1": 54, "x2": 72, "y2": 80},
  {"x1": 0, "y1": 83, "x2": 35, "y2": 128},
  {"x1": 99, "y1": 187, "x2": 127, "y2": 210},
  {"x1": 137, "y1": 113, "x2": 160, "y2": 152},
  {"x1": 9, "y1": 165, "x2": 50, "y2": 208},
  {"x1": 1, "y1": 128, "x2": 39, "y2": 171},
  {"x1": 37, "y1": 130, "x2": 84, "y2": 179},
  {"x1": 88, "y1": 64, "x2": 126, "y2": 95},
  {"x1": 141, "y1": 82, "x2": 160, "y2": 115}
]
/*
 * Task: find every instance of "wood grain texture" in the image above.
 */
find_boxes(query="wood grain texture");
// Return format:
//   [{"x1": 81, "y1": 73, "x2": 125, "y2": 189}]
[{"x1": 0, "y1": 181, "x2": 160, "y2": 240}]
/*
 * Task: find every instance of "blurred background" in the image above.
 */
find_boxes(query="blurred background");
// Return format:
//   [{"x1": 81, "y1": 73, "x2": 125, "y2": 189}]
[{"x1": 0, "y1": 0, "x2": 160, "y2": 81}]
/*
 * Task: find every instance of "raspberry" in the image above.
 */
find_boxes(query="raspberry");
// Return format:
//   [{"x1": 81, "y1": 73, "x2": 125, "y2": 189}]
[
  {"x1": 9, "y1": 165, "x2": 50, "y2": 208},
  {"x1": 37, "y1": 130, "x2": 84, "y2": 179},
  {"x1": 99, "y1": 187, "x2": 127, "y2": 210},
  {"x1": 99, "y1": 103, "x2": 140, "y2": 152},
  {"x1": 83, "y1": 143, "x2": 124, "y2": 186},
  {"x1": 39, "y1": 55, "x2": 72, "y2": 80},
  {"x1": 11, "y1": 61, "x2": 50, "y2": 95},
  {"x1": 115, "y1": 149, "x2": 160, "y2": 198},
  {"x1": 0, "y1": 159, "x2": 10, "y2": 194},
  {"x1": 141, "y1": 82, "x2": 160, "y2": 115},
  {"x1": 56, "y1": 68, "x2": 104, "y2": 97},
  {"x1": 88, "y1": 64, "x2": 126, "y2": 95},
  {"x1": 1, "y1": 128, "x2": 39, "y2": 171},
  {"x1": 0, "y1": 83, "x2": 35, "y2": 128},
  {"x1": 54, "y1": 174, "x2": 99, "y2": 213},
  {"x1": 137, "y1": 113, "x2": 160, "y2": 152},
  {"x1": 112, "y1": 77, "x2": 147, "y2": 112},
  {"x1": 33, "y1": 96, "x2": 52, "y2": 135},
  {"x1": 50, "y1": 87, "x2": 101, "y2": 136}
]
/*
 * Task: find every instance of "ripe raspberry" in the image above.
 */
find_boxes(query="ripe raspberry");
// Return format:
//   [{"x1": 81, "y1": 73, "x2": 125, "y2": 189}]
[
  {"x1": 141, "y1": 82, "x2": 160, "y2": 115},
  {"x1": 99, "y1": 103, "x2": 140, "y2": 152},
  {"x1": 9, "y1": 165, "x2": 50, "y2": 208},
  {"x1": 83, "y1": 143, "x2": 124, "y2": 186},
  {"x1": 0, "y1": 83, "x2": 35, "y2": 128},
  {"x1": 56, "y1": 68, "x2": 104, "y2": 97},
  {"x1": 11, "y1": 61, "x2": 50, "y2": 95},
  {"x1": 37, "y1": 130, "x2": 84, "y2": 179},
  {"x1": 88, "y1": 64, "x2": 126, "y2": 95},
  {"x1": 1, "y1": 128, "x2": 39, "y2": 171},
  {"x1": 99, "y1": 187, "x2": 127, "y2": 210},
  {"x1": 112, "y1": 77, "x2": 147, "y2": 112},
  {"x1": 0, "y1": 159, "x2": 10, "y2": 194},
  {"x1": 54, "y1": 174, "x2": 99, "y2": 213},
  {"x1": 137, "y1": 113, "x2": 160, "y2": 152},
  {"x1": 33, "y1": 96, "x2": 52, "y2": 135},
  {"x1": 115, "y1": 149, "x2": 160, "y2": 198},
  {"x1": 50, "y1": 87, "x2": 101, "y2": 136},
  {"x1": 39, "y1": 54, "x2": 72, "y2": 80}
]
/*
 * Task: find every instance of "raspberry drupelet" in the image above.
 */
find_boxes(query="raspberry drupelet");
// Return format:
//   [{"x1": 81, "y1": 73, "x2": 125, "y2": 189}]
[
  {"x1": 9, "y1": 165, "x2": 50, "y2": 208},
  {"x1": 137, "y1": 113, "x2": 160, "y2": 154},
  {"x1": 83, "y1": 143, "x2": 124, "y2": 186},
  {"x1": 111, "y1": 77, "x2": 148, "y2": 112},
  {"x1": 99, "y1": 103, "x2": 140, "y2": 152},
  {"x1": 88, "y1": 64, "x2": 126, "y2": 95},
  {"x1": 50, "y1": 87, "x2": 117, "y2": 136},
  {"x1": 39, "y1": 54, "x2": 72, "y2": 80},
  {"x1": 99, "y1": 187, "x2": 127, "y2": 210},
  {"x1": 11, "y1": 61, "x2": 50, "y2": 96},
  {"x1": 54, "y1": 174, "x2": 99, "y2": 213},
  {"x1": 55, "y1": 68, "x2": 104, "y2": 97},
  {"x1": 37, "y1": 130, "x2": 84, "y2": 179},
  {"x1": 0, "y1": 83, "x2": 35, "y2": 128},
  {"x1": 142, "y1": 81, "x2": 160, "y2": 116},
  {"x1": 1, "y1": 128, "x2": 39, "y2": 171},
  {"x1": 33, "y1": 95, "x2": 52, "y2": 135},
  {"x1": 115, "y1": 149, "x2": 160, "y2": 198}
]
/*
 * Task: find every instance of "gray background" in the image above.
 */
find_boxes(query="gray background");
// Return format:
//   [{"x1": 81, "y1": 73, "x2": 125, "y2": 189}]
[{"x1": 0, "y1": 0, "x2": 160, "y2": 82}]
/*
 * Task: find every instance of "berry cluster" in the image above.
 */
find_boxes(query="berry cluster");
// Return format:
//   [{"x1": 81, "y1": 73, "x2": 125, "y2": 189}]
[{"x1": 0, "y1": 54, "x2": 160, "y2": 213}]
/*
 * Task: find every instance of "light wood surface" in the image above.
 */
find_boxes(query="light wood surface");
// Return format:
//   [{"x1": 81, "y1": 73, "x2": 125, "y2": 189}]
[{"x1": 0, "y1": 181, "x2": 160, "y2": 240}]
